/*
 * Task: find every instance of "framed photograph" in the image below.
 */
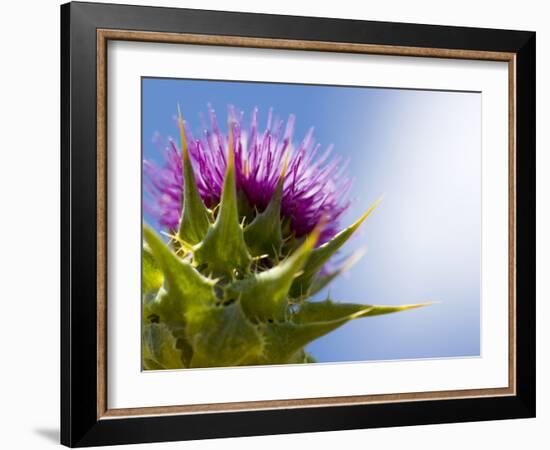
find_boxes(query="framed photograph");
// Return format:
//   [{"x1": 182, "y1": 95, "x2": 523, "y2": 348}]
[{"x1": 60, "y1": 1, "x2": 535, "y2": 447}]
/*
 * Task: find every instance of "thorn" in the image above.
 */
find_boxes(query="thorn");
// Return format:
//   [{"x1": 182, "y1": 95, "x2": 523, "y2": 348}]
[
  {"x1": 277, "y1": 150, "x2": 291, "y2": 188},
  {"x1": 352, "y1": 196, "x2": 383, "y2": 230},
  {"x1": 282, "y1": 233, "x2": 295, "y2": 244},
  {"x1": 281, "y1": 150, "x2": 290, "y2": 178},
  {"x1": 227, "y1": 119, "x2": 235, "y2": 169},
  {"x1": 271, "y1": 244, "x2": 279, "y2": 259},
  {"x1": 160, "y1": 230, "x2": 175, "y2": 239},
  {"x1": 162, "y1": 230, "x2": 193, "y2": 252},
  {"x1": 305, "y1": 215, "x2": 327, "y2": 249},
  {"x1": 177, "y1": 103, "x2": 188, "y2": 160},
  {"x1": 419, "y1": 300, "x2": 440, "y2": 306}
]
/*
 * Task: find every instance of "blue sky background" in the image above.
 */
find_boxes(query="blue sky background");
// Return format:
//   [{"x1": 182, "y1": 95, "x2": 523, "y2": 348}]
[{"x1": 142, "y1": 77, "x2": 481, "y2": 363}]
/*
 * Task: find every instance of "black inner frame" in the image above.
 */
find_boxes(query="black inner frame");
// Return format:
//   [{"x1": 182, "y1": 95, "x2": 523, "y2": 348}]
[{"x1": 61, "y1": 2, "x2": 536, "y2": 447}]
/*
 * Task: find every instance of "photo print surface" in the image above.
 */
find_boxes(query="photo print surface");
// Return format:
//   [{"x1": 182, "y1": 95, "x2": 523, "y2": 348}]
[{"x1": 141, "y1": 77, "x2": 481, "y2": 370}]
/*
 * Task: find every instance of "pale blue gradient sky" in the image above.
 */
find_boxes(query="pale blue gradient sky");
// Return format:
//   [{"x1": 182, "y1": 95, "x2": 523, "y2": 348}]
[{"x1": 142, "y1": 77, "x2": 481, "y2": 362}]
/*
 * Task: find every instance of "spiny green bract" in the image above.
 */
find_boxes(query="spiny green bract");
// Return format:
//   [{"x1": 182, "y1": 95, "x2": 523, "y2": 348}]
[{"x1": 142, "y1": 113, "x2": 427, "y2": 370}]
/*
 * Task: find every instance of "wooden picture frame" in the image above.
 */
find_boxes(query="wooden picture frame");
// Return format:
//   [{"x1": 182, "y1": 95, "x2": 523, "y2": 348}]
[{"x1": 61, "y1": 1, "x2": 535, "y2": 447}]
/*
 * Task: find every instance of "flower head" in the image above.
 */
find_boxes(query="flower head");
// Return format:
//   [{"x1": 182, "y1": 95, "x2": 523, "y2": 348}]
[{"x1": 144, "y1": 105, "x2": 352, "y2": 244}]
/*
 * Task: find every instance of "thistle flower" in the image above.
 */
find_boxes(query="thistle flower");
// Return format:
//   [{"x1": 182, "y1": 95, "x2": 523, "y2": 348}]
[
  {"x1": 141, "y1": 104, "x2": 428, "y2": 370},
  {"x1": 144, "y1": 105, "x2": 352, "y2": 245}
]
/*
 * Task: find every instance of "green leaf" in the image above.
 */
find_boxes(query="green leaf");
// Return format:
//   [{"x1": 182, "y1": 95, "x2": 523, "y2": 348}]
[
  {"x1": 142, "y1": 244, "x2": 163, "y2": 295},
  {"x1": 243, "y1": 159, "x2": 286, "y2": 258},
  {"x1": 176, "y1": 105, "x2": 212, "y2": 245},
  {"x1": 226, "y1": 225, "x2": 320, "y2": 322},
  {"x1": 143, "y1": 226, "x2": 218, "y2": 324},
  {"x1": 186, "y1": 302, "x2": 264, "y2": 368},
  {"x1": 142, "y1": 323, "x2": 185, "y2": 370},
  {"x1": 259, "y1": 320, "x2": 343, "y2": 364},
  {"x1": 292, "y1": 299, "x2": 429, "y2": 324},
  {"x1": 289, "y1": 198, "x2": 381, "y2": 298},
  {"x1": 193, "y1": 127, "x2": 251, "y2": 278},
  {"x1": 259, "y1": 300, "x2": 430, "y2": 364}
]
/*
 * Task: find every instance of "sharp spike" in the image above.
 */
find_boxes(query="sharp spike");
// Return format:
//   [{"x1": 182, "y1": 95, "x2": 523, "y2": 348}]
[
  {"x1": 192, "y1": 117, "x2": 251, "y2": 277},
  {"x1": 227, "y1": 118, "x2": 235, "y2": 169},
  {"x1": 280, "y1": 150, "x2": 290, "y2": 181},
  {"x1": 352, "y1": 196, "x2": 383, "y2": 231},
  {"x1": 177, "y1": 103, "x2": 188, "y2": 161},
  {"x1": 176, "y1": 104, "x2": 212, "y2": 245}
]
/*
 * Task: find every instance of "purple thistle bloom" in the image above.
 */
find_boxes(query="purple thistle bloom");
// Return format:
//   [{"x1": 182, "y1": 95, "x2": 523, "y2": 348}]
[{"x1": 144, "y1": 105, "x2": 353, "y2": 244}]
